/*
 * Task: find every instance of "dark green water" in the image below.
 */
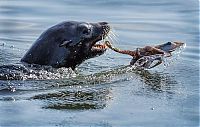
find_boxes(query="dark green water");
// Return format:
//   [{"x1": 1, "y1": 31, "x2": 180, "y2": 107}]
[{"x1": 0, "y1": 0, "x2": 199, "y2": 126}]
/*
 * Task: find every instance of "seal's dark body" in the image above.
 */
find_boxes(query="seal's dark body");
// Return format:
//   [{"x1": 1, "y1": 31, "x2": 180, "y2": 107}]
[{"x1": 21, "y1": 21, "x2": 109, "y2": 69}]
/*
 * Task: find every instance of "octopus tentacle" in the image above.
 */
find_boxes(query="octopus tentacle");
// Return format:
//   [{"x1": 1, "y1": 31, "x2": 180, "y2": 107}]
[{"x1": 105, "y1": 41, "x2": 138, "y2": 58}]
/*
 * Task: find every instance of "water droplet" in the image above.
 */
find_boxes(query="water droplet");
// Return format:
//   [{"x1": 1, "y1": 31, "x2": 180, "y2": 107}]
[
  {"x1": 9, "y1": 86, "x2": 16, "y2": 92},
  {"x1": 0, "y1": 43, "x2": 5, "y2": 46},
  {"x1": 151, "y1": 107, "x2": 154, "y2": 110}
]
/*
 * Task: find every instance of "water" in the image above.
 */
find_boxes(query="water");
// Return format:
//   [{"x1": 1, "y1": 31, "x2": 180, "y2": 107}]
[{"x1": 0, "y1": 0, "x2": 199, "y2": 126}]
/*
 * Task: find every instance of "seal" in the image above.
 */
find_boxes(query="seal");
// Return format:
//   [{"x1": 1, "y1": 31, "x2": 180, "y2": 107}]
[
  {"x1": 105, "y1": 41, "x2": 185, "y2": 68},
  {"x1": 21, "y1": 21, "x2": 110, "y2": 70}
]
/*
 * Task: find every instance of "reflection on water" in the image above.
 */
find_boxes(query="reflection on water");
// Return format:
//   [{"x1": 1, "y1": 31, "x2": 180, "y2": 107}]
[
  {"x1": 134, "y1": 70, "x2": 177, "y2": 92},
  {"x1": 31, "y1": 88, "x2": 111, "y2": 110}
]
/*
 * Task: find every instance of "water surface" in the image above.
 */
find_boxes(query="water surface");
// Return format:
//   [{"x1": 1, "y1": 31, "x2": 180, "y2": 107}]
[{"x1": 0, "y1": 0, "x2": 199, "y2": 126}]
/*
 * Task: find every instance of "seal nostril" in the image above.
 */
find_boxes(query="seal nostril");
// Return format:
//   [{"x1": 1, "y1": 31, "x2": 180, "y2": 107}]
[{"x1": 99, "y1": 22, "x2": 108, "y2": 25}]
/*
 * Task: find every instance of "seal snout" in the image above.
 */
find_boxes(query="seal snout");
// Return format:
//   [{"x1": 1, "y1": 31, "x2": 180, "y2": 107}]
[
  {"x1": 99, "y1": 22, "x2": 110, "y2": 38},
  {"x1": 87, "y1": 22, "x2": 110, "y2": 57}
]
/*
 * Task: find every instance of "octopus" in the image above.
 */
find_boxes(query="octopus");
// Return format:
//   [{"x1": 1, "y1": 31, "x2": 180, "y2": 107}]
[{"x1": 105, "y1": 41, "x2": 185, "y2": 69}]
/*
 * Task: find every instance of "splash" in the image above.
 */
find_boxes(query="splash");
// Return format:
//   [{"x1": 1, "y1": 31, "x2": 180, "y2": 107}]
[
  {"x1": 133, "y1": 42, "x2": 186, "y2": 70},
  {"x1": 0, "y1": 64, "x2": 76, "y2": 80},
  {"x1": 162, "y1": 43, "x2": 186, "y2": 68},
  {"x1": 132, "y1": 54, "x2": 163, "y2": 69}
]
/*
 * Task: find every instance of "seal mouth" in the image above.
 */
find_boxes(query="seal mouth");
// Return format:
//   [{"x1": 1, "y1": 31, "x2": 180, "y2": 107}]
[{"x1": 91, "y1": 23, "x2": 110, "y2": 51}]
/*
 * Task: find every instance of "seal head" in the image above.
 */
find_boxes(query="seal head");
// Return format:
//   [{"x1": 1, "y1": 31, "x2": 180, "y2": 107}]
[{"x1": 21, "y1": 21, "x2": 110, "y2": 69}]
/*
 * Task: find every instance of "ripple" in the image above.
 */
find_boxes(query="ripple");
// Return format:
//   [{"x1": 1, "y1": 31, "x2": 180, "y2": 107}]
[{"x1": 30, "y1": 87, "x2": 112, "y2": 110}]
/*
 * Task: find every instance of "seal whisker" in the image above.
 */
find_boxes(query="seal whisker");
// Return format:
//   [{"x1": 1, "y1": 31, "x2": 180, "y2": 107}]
[
  {"x1": 110, "y1": 30, "x2": 120, "y2": 44},
  {"x1": 110, "y1": 27, "x2": 119, "y2": 37},
  {"x1": 108, "y1": 35, "x2": 115, "y2": 44},
  {"x1": 102, "y1": 29, "x2": 105, "y2": 39},
  {"x1": 102, "y1": 32, "x2": 105, "y2": 43},
  {"x1": 110, "y1": 31, "x2": 117, "y2": 38},
  {"x1": 110, "y1": 31, "x2": 118, "y2": 42},
  {"x1": 108, "y1": 32, "x2": 118, "y2": 44}
]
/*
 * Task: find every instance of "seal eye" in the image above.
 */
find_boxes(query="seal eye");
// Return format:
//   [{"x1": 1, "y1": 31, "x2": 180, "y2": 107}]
[{"x1": 82, "y1": 29, "x2": 91, "y2": 35}]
